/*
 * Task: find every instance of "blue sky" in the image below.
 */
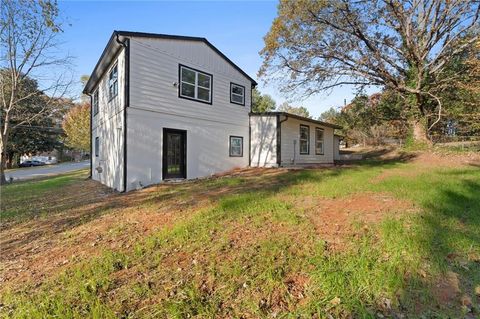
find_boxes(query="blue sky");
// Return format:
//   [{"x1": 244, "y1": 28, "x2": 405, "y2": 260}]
[{"x1": 59, "y1": 0, "x2": 368, "y2": 118}]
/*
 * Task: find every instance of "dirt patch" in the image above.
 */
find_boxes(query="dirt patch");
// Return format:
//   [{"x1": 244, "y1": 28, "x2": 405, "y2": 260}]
[
  {"x1": 413, "y1": 152, "x2": 480, "y2": 167},
  {"x1": 285, "y1": 273, "x2": 309, "y2": 301},
  {"x1": 433, "y1": 271, "x2": 461, "y2": 306},
  {"x1": 290, "y1": 193, "x2": 415, "y2": 249}
]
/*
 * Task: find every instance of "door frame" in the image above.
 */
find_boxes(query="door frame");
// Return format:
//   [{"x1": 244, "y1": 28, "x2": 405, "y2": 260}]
[{"x1": 162, "y1": 128, "x2": 187, "y2": 180}]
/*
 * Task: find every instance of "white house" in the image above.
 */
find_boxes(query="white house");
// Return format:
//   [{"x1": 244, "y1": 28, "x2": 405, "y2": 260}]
[
  {"x1": 250, "y1": 112, "x2": 341, "y2": 167},
  {"x1": 84, "y1": 31, "x2": 340, "y2": 192}
]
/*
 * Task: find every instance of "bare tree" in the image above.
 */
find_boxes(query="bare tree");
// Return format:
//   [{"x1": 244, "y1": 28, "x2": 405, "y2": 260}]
[
  {"x1": 0, "y1": 0, "x2": 73, "y2": 183},
  {"x1": 259, "y1": 0, "x2": 480, "y2": 142}
]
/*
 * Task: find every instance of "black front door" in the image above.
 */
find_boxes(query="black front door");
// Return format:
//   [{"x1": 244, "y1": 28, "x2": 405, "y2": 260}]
[{"x1": 163, "y1": 128, "x2": 186, "y2": 179}]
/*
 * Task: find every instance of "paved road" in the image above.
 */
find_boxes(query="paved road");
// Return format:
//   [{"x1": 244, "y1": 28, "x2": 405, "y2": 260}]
[{"x1": 5, "y1": 161, "x2": 90, "y2": 181}]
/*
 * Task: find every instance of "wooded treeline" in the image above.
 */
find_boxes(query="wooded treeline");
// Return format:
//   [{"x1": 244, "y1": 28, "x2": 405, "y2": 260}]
[{"x1": 260, "y1": 0, "x2": 480, "y2": 146}]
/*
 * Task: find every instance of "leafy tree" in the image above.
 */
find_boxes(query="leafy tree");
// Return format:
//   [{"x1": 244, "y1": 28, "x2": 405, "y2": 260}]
[
  {"x1": 6, "y1": 120, "x2": 61, "y2": 168},
  {"x1": 0, "y1": 71, "x2": 70, "y2": 167},
  {"x1": 0, "y1": 0, "x2": 72, "y2": 183},
  {"x1": 277, "y1": 102, "x2": 311, "y2": 118},
  {"x1": 260, "y1": 0, "x2": 480, "y2": 143},
  {"x1": 252, "y1": 88, "x2": 276, "y2": 113},
  {"x1": 319, "y1": 107, "x2": 341, "y2": 123},
  {"x1": 320, "y1": 92, "x2": 408, "y2": 146},
  {"x1": 62, "y1": 102, "x2": 91, "y2": 152}
]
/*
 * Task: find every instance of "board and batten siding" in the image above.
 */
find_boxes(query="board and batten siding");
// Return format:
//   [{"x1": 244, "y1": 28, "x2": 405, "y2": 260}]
[
  {"x1": 91, "y1": 48, "x2": 125, "y2": 192},
  {"x1": 125, "y1": 37, "x2": 252, "y2": 191},
  {"x1": 249, "y1": 115, "x2": 278, "y2": 167},
  {"x1": 280, "y1": 117, "x2": 335, "y2": 165}
]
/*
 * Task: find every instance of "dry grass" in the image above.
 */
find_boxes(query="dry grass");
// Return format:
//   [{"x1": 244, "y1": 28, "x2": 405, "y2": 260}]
[{"x1": 1, "y1": 151, "x2": 479, "y2": 318}]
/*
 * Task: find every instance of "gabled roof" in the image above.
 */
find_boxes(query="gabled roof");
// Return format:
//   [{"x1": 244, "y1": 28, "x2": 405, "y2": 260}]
[
  {"x1": 250, "y1": 112, "x2": 343, "y2": 129},
  {"x1": 83, "y1": 30, "x2": 257, "y2": 94}
]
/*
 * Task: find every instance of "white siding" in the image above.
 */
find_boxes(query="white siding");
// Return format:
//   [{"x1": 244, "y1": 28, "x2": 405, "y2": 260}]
[
  {"x1": 126, "y1": 108, "x2": 248, "y2": 191},
  {"x1": 280, "y1": 117, "x2": 335, "y2": 165},
  {"x1": 123, "y1": 37, "x2": 252, "y2": 191},
  {"x1": 129, "y1": 38, "x2": 251, "y2": 124},
  {"x1": 250, "y1": 115, "x2": 277, "y2": 167},
  {"x1": 91, "y1": 49, "x2": 125, "y2": 191}
]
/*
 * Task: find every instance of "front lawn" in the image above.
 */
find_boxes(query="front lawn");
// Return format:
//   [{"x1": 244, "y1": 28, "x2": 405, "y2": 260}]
[{"x1": 1, "y1": 152, "x2": 479, "y2": 318}]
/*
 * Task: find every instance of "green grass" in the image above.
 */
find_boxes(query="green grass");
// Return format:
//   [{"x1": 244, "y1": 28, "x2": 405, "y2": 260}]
[
  {"x1": 1, "y1": 160, "x2": 480, "y2": 318},
  {"x1": 0, "y1": 169, "x2": 89, "y2": 221}
]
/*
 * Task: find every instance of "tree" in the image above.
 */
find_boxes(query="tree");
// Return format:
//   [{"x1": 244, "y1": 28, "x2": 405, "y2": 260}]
[
  {"x1": 277, "y1": 102, "x2": 311, "y2": 118},
  {"x1": 62, "y1": 102, "x2": 90, "y2": 152},
  {"x1": 319, "y1": 107, "x2": 341, "y2": 123},
  {"x1": 6, "y1": 120, "x2": 61, "y2": 168},
  {"x1": 260, "y1": 0, "x2": 480, "y2": 143},
  {"x1": 252, "y1": 87, "x2": 276, "y2": 113},
  {"x1": 0, "y1": 0, "x2": 72, "y2": 183}
]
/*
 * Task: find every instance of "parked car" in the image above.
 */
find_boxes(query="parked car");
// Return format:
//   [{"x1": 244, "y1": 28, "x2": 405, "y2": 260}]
[
  {"x1": 33, "y1": 156, "x2": 57, "y2": 165},
  {"x1": 19, "y1": 160, "x2": 46, "y2": 167}
]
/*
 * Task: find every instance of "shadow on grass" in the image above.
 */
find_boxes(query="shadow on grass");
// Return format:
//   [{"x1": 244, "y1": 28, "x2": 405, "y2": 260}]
[
  {"x1": 398, "y1": 170, "x2": 480, "y2": 315},
  {"x1": 1, "y1": 151, "x2": 421, "y2": 261},
  {"x1": 4, "y1": 152, "x2": 480, "y2": 317}
]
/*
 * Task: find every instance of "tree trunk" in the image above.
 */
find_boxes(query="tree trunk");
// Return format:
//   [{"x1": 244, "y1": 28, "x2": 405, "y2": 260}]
[
  {"x1": 411, "y1": 94, "x2": 432, "y2": 145},
  {"x1": 408, "y1": 118, "x2": 432, "y2": 147},
  {"x1": 0, "y1": 153, "x2": 7, "y2": 185},
  {"x1": 412, "y1": 120, "x2": 429, "y2": 142},
  {"x1": 6, "y1": 152, "x2": 14, "y2": 169},
  {"x1": 0, "y1": 134, "x2": 8, "y2": 185}
]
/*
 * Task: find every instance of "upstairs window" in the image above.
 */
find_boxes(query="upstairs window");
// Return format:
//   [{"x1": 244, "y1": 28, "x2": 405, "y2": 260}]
[
  {"x1": 179, "y1": 65, "x2": 212, "y2": 104},
  {"x1": 315, "y1": 128, "x2": 324, "y2": 155},
  {"x1": 93, "y1": 90, "x2": 99, "y2": 115},
  {"x1": 108, "y1": 64, "x2": 118, "y2": 101},
  {"x1": 95, "y1": 137, "x2": 100, "y2": 157},
  {"x1": 299, "y1": 125, "x2": 310, "y2": 155},
  {"x1": 229, "y1": 136, "x2": 243, "y2": 157},
  {"x1": 230, "y1": 83, "x2": 245, "y2": 106}
]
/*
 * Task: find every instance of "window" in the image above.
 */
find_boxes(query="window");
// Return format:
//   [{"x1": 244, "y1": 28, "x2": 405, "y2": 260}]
[
  {"x1": 299, "y1": 125, "x2": 310, "y2": 155},
  {"x1": 315, "y1": 128, "x2": 324, "y2": 155},
  {"x1": 93, "y1": 90, "x2": 99, "y2": 115},
  {"x1": 108, "y1": 64, "x2": 118, "y2": 101},
  {"x1": 179, "y1": 65, "x2": 212, "y2": 104},
  {"x1": 95, "y1": 137, "x2": 100, "y2": 157},
  {"x1": 229, "y1": 136, "x2": 243, "y2": 157},
  {"x1": 230, "y1": 83, "x2": 245, "y2": 106}
]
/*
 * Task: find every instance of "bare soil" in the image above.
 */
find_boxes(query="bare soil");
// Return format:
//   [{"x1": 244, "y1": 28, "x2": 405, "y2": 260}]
[{"x1": 288, "y1": 192, "x2": 416, "y2": 249}]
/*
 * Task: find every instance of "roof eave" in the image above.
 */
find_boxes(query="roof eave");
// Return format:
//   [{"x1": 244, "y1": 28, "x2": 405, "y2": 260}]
[
  {"x1": 249, "y1": 111, "x2": 342, "y2": 130},
  {"x1": 115, "y1": 31, "x2": 257, "y2": 86}
]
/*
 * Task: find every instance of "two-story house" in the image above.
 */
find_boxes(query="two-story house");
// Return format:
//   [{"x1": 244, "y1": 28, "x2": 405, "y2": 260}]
[
  {"x1": 84, "y1": 31, "x2": 341, "y2": 192},
  {"x1": 83, "y1": 31, "x2": 256, "y2": 192}
]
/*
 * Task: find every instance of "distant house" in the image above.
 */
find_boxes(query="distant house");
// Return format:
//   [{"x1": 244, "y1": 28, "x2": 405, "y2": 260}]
[{"x1": 83, "y1": 31, "x2": 341, "y2": 192}]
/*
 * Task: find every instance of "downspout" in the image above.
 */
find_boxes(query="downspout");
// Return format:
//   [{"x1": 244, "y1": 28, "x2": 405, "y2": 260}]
[
  {"x1": 276, "y1": 113, "x2": 288, "y2": 167},
  {"x1": 89, "y1": 93, "x2": 93, "y2": 178},
  {"x1": 116, "y1": 33, "x2": 130, "y2": 192},
  {"x1": 248, "y1": 84, "x2": 255, "y2": 167}
]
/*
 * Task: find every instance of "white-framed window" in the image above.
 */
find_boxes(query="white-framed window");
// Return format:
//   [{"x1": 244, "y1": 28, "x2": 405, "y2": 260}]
[
  {"x1": 315, "y1": 127, "x2": 324, "y2": 155},
  {"x1": 95, "y1": 137, "x2": 100, "y2": 157},
  {"x1": 93, "y1": 89, "x2": 99, "y2": 115},
  {"x1": 229, "y1": 136, "x2": 243, "y2": 157},
  {"x1": 299, "y1": 125, "x2": 310, "y2": 155},
  {"x1": 108, "y1": 64, "x2": 118, "y2": 101},
  {"x1": 230, "y1": 83, "x2": 245, "y2": 106},
  {"x1": 179, "y1": 64, "x2": 212, "y2": 104}
]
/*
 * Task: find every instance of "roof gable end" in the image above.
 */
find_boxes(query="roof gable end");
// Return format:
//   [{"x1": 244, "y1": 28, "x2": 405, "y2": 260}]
[{"x1": 84, "y1": 30, "x2": 257, "y2": 94}]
